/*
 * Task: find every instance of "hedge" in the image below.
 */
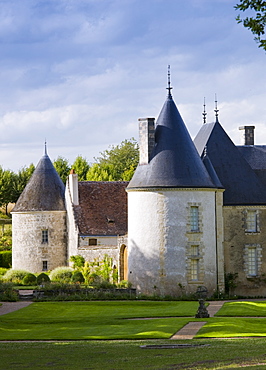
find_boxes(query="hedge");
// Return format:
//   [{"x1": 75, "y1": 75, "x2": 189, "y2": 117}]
[{"x1": 0, "y1": 251, "x2": 12, "y2": 268}]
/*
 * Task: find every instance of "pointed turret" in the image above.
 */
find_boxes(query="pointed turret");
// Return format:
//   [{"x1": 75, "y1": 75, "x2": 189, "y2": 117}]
[
  {"x1": 13, "y1": 152, "x2": 65, "y2": 212},
  {"x1": 128, "y1": 93, "x2": 215, "y2": 189}
]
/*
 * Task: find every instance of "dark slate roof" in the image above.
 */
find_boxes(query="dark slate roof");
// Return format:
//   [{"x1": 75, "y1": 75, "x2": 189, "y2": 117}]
[
  {"x1": 128, "y1": 94, "x2": 216, "y2": 189},
  {"x1": 194, "y1": 122, "x2": 266, "y2": 205},
  {"x1": 12, "y1": 154, "x2": 65, "y2": 212},
  {"x1": 74, "y1": 181, "x2": 128, "y2": 236},
  {"x1": 237, "y1": 145, "x2": 266, "y2": 187}
]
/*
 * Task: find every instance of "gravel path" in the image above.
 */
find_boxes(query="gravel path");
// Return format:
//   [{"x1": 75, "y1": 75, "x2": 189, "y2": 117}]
[{"x1": 0, "y1": 301, "x2": 32, "y2": 316}]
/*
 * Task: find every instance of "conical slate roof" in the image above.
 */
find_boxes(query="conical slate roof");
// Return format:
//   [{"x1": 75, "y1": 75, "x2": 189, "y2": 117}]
[
  {"x1": 128, "y1": 94, "x2": 215, "y2": 189},
  {"x1": 194, "y1": 122, "x2": 266, "y2": 205},
  {"x1": 12, "y1": 153, "x2": 65, "y2": 212}
]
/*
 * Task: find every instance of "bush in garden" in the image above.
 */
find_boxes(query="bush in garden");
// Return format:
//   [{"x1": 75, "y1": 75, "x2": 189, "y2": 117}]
[
  {"x1": 22, "y1": 273, "x2": 37, "y2": 285},
  {"x1": 49, "y1": 266, "x2": 73, "y2": 283},
  {"x1": 69, "y1": 255, "x2": 85, "y2": 269},
  {"x1": 0, "y1": 282, "x2": 19, "y2": 301},
  {"x1": 0, "y1": 267, "x2": 8, "y2": 276},
  {"x1": 0, "y1": 250, "x2": 12, "y2": 268},
  {"x1": 36, "y1": 273, "x2": 50, "y2": 285},
  {"x1": 71, "y1": 271, "x2": 85, "y2": 284},
  {"x1": 3, "y1": 269, "x2": 31, "y2": 284}
]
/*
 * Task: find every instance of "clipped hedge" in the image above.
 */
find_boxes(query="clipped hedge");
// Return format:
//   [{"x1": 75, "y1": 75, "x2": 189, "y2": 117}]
[
  {"x1": 3, "y1": 269, "x2": 30, "y2": 283},
  {"x1": 49, "y1": 266, "x2": 73, "y2": 283},
  {"x1": 0, "y1": 251, "x2": 12, "y2": 268},
  {"x1": 36, "y1": 273, "x2": 50, "y2": 285},
  {"x1": 22, "y1": 273, "x2": 37, "y2": 285},
  {"x1": 71, "y1": 271, "x2": 85, "y2": 284}
]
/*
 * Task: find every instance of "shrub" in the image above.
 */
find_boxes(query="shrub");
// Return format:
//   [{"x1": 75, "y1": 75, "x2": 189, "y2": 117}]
[
  {"x1": 70, "y1": 255, "x2": 85, "y2": 269},
  {"x1": 0, "y1": 251, "x2": 12, "y2": 268},
  {"x1": 71, "y1": 271, "x2": 85, "y2": 284},
  {"x1": 117, "y1": 280, "x2": 132, "y2": 288},
  {"x1": 3, "y1": 269, "x2": 30, "y2": 283},
  {"x1": 0, "y1": 267, "x2": 8, "y2": 276},
  {"x1": 49, "y1": 267, "x2": 73, "y2": 283},
  {"x1": 36, "y1": 273, "x2": 50, "y2": 285},
  {"x1": 0, "y1": 282, "x2": 19, "y2": 301},
  {"x1": 22, "y1": 273, "x2": 37, "y2": 285}
]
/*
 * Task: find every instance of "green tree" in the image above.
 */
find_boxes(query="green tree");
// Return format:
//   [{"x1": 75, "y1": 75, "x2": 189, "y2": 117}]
[
  {"x1": 13, "y1": 164, "x2": 35, "y2": 200},
  {"x1": 72, "y1": 156, "x2": 90, "y2": 181},
  {"x1": 53, "y1": 156, "x2": 71, "y2": 184},
  {"x1": 235, "y1": 0, "x2": 266, "y2": 50},
  {"x1": 0, "y1": 168, "x2": 16, "y2": 214},
  {"x1": 90, "y1": 138, "x2": 139, "y2": 181},
  {"x1": 86, "y1": 163, "x2": 115, "y2": 181}
]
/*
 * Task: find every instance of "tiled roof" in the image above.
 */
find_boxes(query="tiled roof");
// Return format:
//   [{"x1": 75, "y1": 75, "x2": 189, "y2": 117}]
[
  {"x1": 12, "y1": 154, "x2": 65, "y2": 212},
  {"x1": 75, "y1": 181, "x2": 128, "y2": 236},
  {"x1": 128, "y1": 94, "x2": 215, "y2": 189}
]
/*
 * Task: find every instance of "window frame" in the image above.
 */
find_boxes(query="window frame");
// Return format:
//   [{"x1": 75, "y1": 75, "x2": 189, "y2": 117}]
[{"x1": 42, "y1": 229, "x2": 48, "y2": 244}]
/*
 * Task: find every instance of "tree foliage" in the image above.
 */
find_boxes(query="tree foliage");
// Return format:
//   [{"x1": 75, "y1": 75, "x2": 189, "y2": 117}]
[
  {"x1": 71, "y1": 156, "x2": 90, "y2": 181},
  {"x1": 89, "y1": 138, "x2": 139, "y2": 181},
  {"x1": 53, "y1": 156, "x2": 71, "y2": 184},
  {"x1": 235, "y1": 0, "x2": 266, "y2": 50}
]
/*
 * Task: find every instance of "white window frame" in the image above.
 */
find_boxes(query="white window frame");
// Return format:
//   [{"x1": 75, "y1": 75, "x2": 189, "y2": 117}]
[
  {"x1": 190, "y1": 206, "x2": 199, "y2": 232},
  {"x1": 246, "y1": 210, "x2": 258, "y2": 233},
  {"x1": 190, "y1": 259, "x2": 199, "y2": 281}
]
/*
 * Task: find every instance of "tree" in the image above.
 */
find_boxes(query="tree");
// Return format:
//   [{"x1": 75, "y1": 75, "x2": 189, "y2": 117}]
[
  {"x1": 90, "y1": 138, "x2": 139, "y2": 181},
  {"x1": 13, "y1": 164, "x2": 35, "y2": 201},
  {"x1": 235, "y1": 0, "x2": 266, "y2": 50},
  {"x1": 53, "y1": 156, "x2": 71, "y2": 184},
  {"x1": 72, "y1": 156, "x2": 90, "y2": 181},
  {"x1": 0, "y1": 168, "x2": 16, "y2": 214}
]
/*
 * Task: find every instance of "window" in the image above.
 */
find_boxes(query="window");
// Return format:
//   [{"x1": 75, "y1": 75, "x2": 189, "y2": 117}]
[
  {"x1": 190, "y1": 206, "x2": 199, "y2": 232},
  {"x1": 89, "y1": 238, "x2": 97, "y2": 246},
  {"x1": 246, "y1": 210, "x2": 258, "y2": 232},
  {"x1": 42, "y1": 261, "x2": 48, "y2": 271},
  {"x1": 190, "y1": 259, "x2": 199, "y2": 281},
  {"x1": 191, "y1": 245, "x2": 199, "y2": 256},
  {"x1": 42, "y1": 230, "x2": 48, "y2": 243},
  {"x1": 247, "y1": 247, "x2": 257, "y2": 276}
]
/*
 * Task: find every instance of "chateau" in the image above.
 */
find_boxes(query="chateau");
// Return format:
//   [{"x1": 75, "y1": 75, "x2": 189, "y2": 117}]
[{"x1": 12, "y1": 85, "x2": 266, "y2": 297}]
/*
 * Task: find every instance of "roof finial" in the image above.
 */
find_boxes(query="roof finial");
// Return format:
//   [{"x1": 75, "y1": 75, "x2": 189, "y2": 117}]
[
  {"x1": 166, "y1": 65, "x2": 173, "y2": 98},
  {"x1": 202, "y1": 97, "x2": 207, "y2": 124},
  {"x1": 44, "y1": 139, "x2": 47, "y2": 156},
  {"x1": 214, "y1": 94, "x2": 219, "y2": 123}
]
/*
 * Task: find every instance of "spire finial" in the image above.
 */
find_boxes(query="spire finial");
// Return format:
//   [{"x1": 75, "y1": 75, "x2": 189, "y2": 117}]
[
  {"x1": 166, "y1": 65, "x2": 173, "y2": 97},
  {"x1": 44, "y1": 139, "x2": 47, "y2": 156},
  {"x1": 202, "y1": 97, "x2": 207, "y2": 124},
  {"x1": 214, "y1": 94, "x2": 219, "y2": 123}
]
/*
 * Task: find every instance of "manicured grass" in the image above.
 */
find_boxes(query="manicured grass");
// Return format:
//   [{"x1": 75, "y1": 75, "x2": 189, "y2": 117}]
[
  {"x1": 215, "y1": 301, "x2": 266, "y2": 317},
  {"x1": 1, "y1": 338, "x2": 266, "y2": 369},
  {"x1": 0, "y1": 301, "x2": 198, "y2": 340}
]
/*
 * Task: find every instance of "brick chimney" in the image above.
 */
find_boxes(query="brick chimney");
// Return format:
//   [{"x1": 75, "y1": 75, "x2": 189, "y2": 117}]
[
  {"x1": 239, "y1": 126, "x2": 255, "y2": 146},
  {"x1": 138, "y1": 118, "x2": 155, "y2": 165},
  {"x1": 68, "y1": 169, "x2": 79, "y2": 205}
]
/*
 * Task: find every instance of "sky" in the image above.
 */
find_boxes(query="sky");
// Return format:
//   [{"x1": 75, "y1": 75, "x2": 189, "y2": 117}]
[{"x1": 0, "y1": 0, "x2": 266, "y2": 171}]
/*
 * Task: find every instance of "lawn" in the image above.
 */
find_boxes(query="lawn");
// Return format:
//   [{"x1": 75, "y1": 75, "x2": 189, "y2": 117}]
[
  {"x1": 214, "y1": 300, "x2": 266, "y2": 317},
  {"x1": 0, "y1": 301, "x2": 198, "y2": 340},
  {"x1": 1, "y1": 338, "x2": 266, "y2": 370}
]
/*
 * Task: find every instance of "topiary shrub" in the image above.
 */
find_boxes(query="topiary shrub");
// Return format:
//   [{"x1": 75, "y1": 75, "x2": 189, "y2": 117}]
[
  {"x1": 0, "y1": 251, "x2": 12, "y2": 268},
  {"x1": 49, "y1": 266, "x2": 73, "y2": 283},
  {"x1": 36, "y1": 273, "x2": 50, "y2": 285},
  {"x1": 71, "y1": 271, "x2": 85, "y2": 284},
  {"x1": 22, "y1": 273, "x2": 37, "y2": 285},
  {"x1": 3, "y1": 269, "x2": 31, "y2": 284}
]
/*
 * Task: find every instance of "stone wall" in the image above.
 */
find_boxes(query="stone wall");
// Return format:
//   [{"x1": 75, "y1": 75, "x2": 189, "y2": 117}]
[
  {"x1": 12, "y1": 211, "x2": 67, "y2": 273},
  {"x1": 127, "y1": 188, "x2": 222, "y2": 297},
  {"x1": 223, "y1": 206, "x2": 266, "y2": 296}
]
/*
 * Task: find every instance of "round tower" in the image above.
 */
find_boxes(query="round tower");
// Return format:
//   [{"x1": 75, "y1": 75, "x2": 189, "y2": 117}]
[
  {"x1": 127, "y1": 82, "x2": 224, "y2": 297},
  {"x1": 11, "y1": 148, "x2": 67, "y2": 273}
]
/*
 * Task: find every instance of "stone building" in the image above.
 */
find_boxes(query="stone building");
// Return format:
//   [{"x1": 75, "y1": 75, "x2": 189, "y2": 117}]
[{"x1": 11, "y1": 83, "x2": 266, "y2": 297}]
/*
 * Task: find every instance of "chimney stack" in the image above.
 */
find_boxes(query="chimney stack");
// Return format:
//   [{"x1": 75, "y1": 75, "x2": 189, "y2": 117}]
[
  {"x1": 138, "y1": 118, "x2": 155, "y2": 164},
  {"x1": 68, "y1": 169, "x2": 79, "y2": 205},
  {"x1": 239, "y1": 126, "x2": 255, "y2": 146}
]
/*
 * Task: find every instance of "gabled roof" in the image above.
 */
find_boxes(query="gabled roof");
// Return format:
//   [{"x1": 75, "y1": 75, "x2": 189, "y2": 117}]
[
  {"x1": 12, "y1": 154, "x2": 65, "y2": 212},
  {"x1": 194, "y1": 122, "x2": 266, "y2": 205},
  {"x1": 128, "y1": 94, "x2": 215, "y2": 189},
  {"x1": 74, "y1": 181, "x2": 128, "y2": 236}
]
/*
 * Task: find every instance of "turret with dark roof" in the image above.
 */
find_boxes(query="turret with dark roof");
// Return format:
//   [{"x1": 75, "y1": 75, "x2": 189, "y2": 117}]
[
  {"x1": 128, "y1": 91, "x2": 216, "y2": 189},
  {"x1": 12, "y1": 151, "x2": 65, "y2": 212}
]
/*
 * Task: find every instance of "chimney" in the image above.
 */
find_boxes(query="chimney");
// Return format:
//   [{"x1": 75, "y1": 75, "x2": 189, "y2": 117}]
[
  {"x1": 239, "y1": 126, "x2": 255, "y2": 146},
  {"x1": 138, "y1": 118, "x2": 155, "y2": 165},
  {"x1": 69, "y1": 169, "x2": 79, "y2": 205}
]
